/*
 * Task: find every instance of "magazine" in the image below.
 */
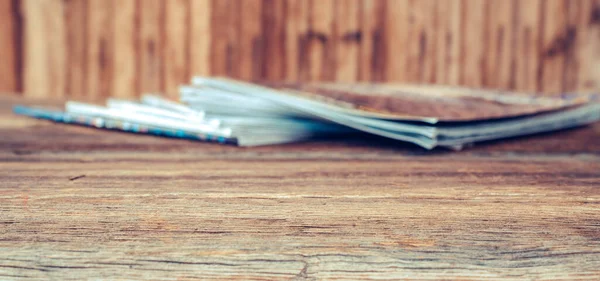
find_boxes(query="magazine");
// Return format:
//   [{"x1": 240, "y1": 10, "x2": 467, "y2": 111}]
[{"x1": 14, "y1": 77, "x2": 600, "y2": 149}]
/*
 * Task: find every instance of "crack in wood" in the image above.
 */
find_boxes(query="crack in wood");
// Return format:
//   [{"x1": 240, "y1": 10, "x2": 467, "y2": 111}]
[{"x1": 68, "y1": 175, "x2": 86, "y2": 181}]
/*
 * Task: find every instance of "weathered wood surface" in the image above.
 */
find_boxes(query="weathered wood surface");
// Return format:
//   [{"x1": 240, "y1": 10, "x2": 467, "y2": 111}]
[
  {"x1": 2, "y1": 0, "x2": 600, "y2": 97},
  {"x1": 1, "y1": 95, "x2": 600, "y2": 280}
]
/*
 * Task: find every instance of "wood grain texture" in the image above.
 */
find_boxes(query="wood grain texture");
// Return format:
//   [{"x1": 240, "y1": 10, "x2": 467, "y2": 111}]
[
  {"x1": 484, "y1": 0, "x2": 515, "y2": 90},
  {"x1": 334, "y1": 0, "x2": 360, "y2": 82},
  {"x1": 285, "y1": 0, "x2": 308, "y2": 81},
  {"x1": 189, "y1": 0, "x2": 211, "y2": 77},
  {"x1": 576, "y1": 0, "x2": 600, "y2": 91},
  {"x1": 111, "y1": 0, "x2": 138, "y2": 98},
  {"x1": 384, "y1": 0, "x2": 410, "y2": 81},
  {"x1": 64, "y1": 0, "x2": 87, "y2": 99},
  {"x1": 1, "y1": 95, "x2": 600, "y2": 279},
  {"x1": 22, "y1": 0, "x2": 66, "y2": 98},
  {"x1": 164, "y1": 0, "x2": 190, "y2": 99},
  {"x1": 539, "y1": 0, "x2": 568, "y2": 93},
  {"x1": 261, "y1": 0, "x2": 286, "y2": 80},
  {"x1": 209, "y1": 0, "x2": 237, "y2": 77},
  {"x1": 308, "y1": 0, "x2": 335, "y2": 81},
  {"x1": 359, "y1": 0, "x2": 386, "y2": 82},
  {"x1": 86, "y1": 0, "x2": 114, "y2": 100},
  {"x1": 434, "y1": 0, "x2": 461, "y2": 86},
  {"x1": 459, "y1": 0, "x2": 486, "y2": 87},
  {"x1": 408, "y1": 0, "x2": 438, "y2": 83},
  {"x1": 563, "y1": 0, "x2": 584, "y2": 92},
  {"x1": 0, "y1": 0, "x2": 19, "y2": 93},
  {"x1": 514, "y1": 0, "x2": 542, "y2": 93},
  {"x1": 2, "y1": 0, "x2": 600, "y2": 98},
  {"x1": 238, "y1": 0, "x2": 263, "y2": 81},
  {"x1": 139, "y1": 0, "x2": 164, "y2": 94}
]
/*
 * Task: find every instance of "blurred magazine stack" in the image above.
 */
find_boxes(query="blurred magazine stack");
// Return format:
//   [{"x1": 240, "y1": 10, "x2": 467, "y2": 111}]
[{"x1": 14, "y1": 77, "x2": 600, "y2": 150}]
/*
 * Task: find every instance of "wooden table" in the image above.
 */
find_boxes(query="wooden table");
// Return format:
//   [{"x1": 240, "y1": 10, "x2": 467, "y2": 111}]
[{"x1": 1, "y1": 95, "x2": 599, "y2": 280}]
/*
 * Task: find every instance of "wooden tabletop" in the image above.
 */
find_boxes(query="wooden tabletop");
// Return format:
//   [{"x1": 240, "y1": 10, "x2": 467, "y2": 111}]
[{"x1": 1, "y1": 95, "x2": 599, "y2": 280}]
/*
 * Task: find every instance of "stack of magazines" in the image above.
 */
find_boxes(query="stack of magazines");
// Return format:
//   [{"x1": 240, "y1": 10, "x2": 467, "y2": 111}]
[{"x1": 14, "y1": 77, "x2": 600, "y2": 150}]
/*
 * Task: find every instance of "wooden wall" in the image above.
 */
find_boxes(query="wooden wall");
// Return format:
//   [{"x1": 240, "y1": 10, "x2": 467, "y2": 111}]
[{"x1": 0, "y1": 0, "x2": 599, "y2": 99}]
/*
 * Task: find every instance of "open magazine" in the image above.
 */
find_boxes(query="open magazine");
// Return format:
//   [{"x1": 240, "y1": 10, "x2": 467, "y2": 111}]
[{"x1": 14, "y1": 77, "x2": 600, "y2": 150}]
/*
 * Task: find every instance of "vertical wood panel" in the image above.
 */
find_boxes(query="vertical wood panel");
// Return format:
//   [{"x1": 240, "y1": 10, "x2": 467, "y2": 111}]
[
  {"x1": 591, "y1": 0, "x2": 600, "y2": 91},
  {"x1": 238, "y1": 0, "x2": 262, "y2": 81},
  {"x1": 209, "y1": 0, "x2": 227, "y2": 76},
  {"x1": 4, "y1": 0, "x2": 600, "y2": 98},
  {"x1": 434, "y1": 0, "x2": 461, "y2": 85},
  {"x1": 164, "y1": 0, "x2": 190, "y2": 98},
  {"x1": 64, "y1": 0, "x2": 87, "y2": 98},
  {"x1": 334, "y1": 0, "x2": 360, "y2": 82},
  {"x1": 139, "y1": 0, "x2": 164, "y2": 94},
  {"x1": 0, "y1": 0, "x2": 19, "y2": 93},
  {"x1": 407, "y1": 0, "x2": 437, "y2": 83},
  {"x1": 359, "y1": 0, "x2": 386, "y2": 82},
  {"x1": 459, "y1": 0, "x2": 486, "y2": 87},
  {"x1": 384, "y1": 0, "x2": 410, "y2": 81},
  {"x1": 571, "y1": 0, "x2": 600, "y2": 92},
  {"x1": 22, "y1": 0, "x2": 66, "y2": 98},
  {"x1": 285, "y1": 0, "x2": 309, "y2": 81},
  {"x1": 563, "y1": 0, "x2": 583, "y2": 92},
  {"x1": 86, "y1": 0, "x2": 113, "y2": 100},
  {"x1": 538, "y1": 0, "x2": 568, "y2": 93},
  {"x1": 579, "y1": 0, "x2": 600, "y2": 91},
  {"x1": 308, "y1": 0, "x2": 335, "y2": 81},
  {"x1": 210, "y1": 0, "x2": 237, "y2": 77},
  {"x1": 228, "y1": 0, "x2": 240, "y2": 78},
  {"x1": 262, "y1": 0, "x2": 286, "y2": 80},
  {"x1": 484, "y1": 0, "x2": 514, "y2": 90},
  {"x1": 189, "y1": 0, "x2": 211, "y2": 78},
  {"x1": 514, "y1": 0, "x2": 542, "y2": 93},
  {"x1": 112, "y1": 0, "x2": 137, "y2": 98}
]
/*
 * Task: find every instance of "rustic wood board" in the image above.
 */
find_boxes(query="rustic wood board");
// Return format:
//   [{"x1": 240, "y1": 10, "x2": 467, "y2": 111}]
[
  {"x1": 4, "y1": 0, "x2": 600, "y2": 97},
  {"x1": 1, "y1": 95, "x2": 599, "y2": 280}
]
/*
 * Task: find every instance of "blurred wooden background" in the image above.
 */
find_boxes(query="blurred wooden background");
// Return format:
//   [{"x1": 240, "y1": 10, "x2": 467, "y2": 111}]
[{"x1": 0, "y1": 0, "x2": 599, "y2": 99}]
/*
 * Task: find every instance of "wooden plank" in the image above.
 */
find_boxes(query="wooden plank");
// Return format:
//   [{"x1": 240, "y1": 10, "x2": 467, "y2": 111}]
[
  {"x1": 384, "y1": 0, "x2": 410, "y2": 82},
  {"x1": 112, "y1": 0, "x2": 137, "y2": 99},
  {"x1": 189, "y1": 0, "x2": 211, "y2": 78},
  {"x1": 22, "y1": 0, "x2": 66, "y2": 98},
  {"x1": 86, "y1": 0, "x2": 114, "y2": 100},
  {"x1": 573, "y1": 0, "x2": 600, "y2": 92},
  {"x1": 8, "y1": 0, "x2": 600, "y2": 98},
  {"x1": 538, "y1": 0, "x2": 568, "y2": 94},
  {"x1": 514, "y1": 0, "x2": 542, "y2": 93},
  {"x1": 261, "y1": 0, "x2": 286, "y2": 80},
  {"x1": 238, "y1": 0, "x2": 263, "y2": 81},
  {"x1": 285, "y1": 0, "x2": 309, "y2": 81},
  {"x1": 209, "y1": 0, "x2": 228, "y2": 76},
  {"x1": 581, "y1": 0, "x2": 600, "y2": 91},
  {"x1": 0, "y1": 0, "x2": 18, "y2": 93},
  {"x1": 334, "y1": 0, "x2": 360, "y2": 82},
  {"x1": 434, "y1": 0, "x2": 461, "y2": 86},
  {"x1": 562, "y1": 0, "x2": 581, "y2": 92},
  {"x1": 2, "y1": 96, "x2": 600, "y2": 280},
  {"x1": 483, "y1": 0, "x2": 514, "y2": 90},
  {"x1": 209, "y1": 0, "x2": 237, "y2": 77},
  {"x1": 459, "y1": 0, "x2": 486, "y2": 87},
  {"x1": 164, "y1": 0, "x2": 190, "y2": 99},
  {"x1": 359, "y1": 0, "x2": 386, "y2": 82},
  {"x1": 2, "y1": 157, "x2": 600, "y2": 279},
  {"x1": 405, "y1": 0, "x2": 437, "y2": 83},
  {"x1": 64, "y1": 0, "x2": 87, "y2": 99},
  {"x1": 42, "y1": 0, "x2": 66, "y2": 99},
  {"x1": 227, "y1": 0, "x2": 240, "y2": 78},
  {"x1": 308, "y1": 0, "x2": 335, "y2": 81},
  {"x1": 139, "y1": 0, "x2": 164, "y2": 95}
]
